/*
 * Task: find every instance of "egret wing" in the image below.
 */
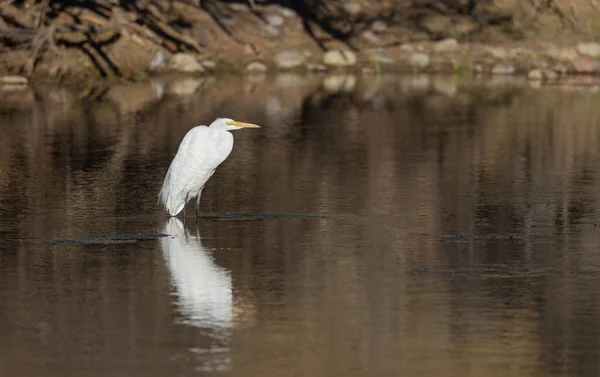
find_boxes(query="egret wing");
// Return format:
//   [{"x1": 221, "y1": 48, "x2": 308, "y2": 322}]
[{"x1": 159, "y1": 126, "x2": 233, "y2": 216}]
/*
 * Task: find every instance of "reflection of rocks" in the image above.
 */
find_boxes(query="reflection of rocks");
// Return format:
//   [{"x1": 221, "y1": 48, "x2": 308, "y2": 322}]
[
  {"x1": 481, "y1": 75, "x2": 524, "y2": 88},
  {"x1": 409, "y1": 53, "x2": 430, "y2": 69},
  {"x1": 0, "y1": 87, "x2": 34, "y2": 108},
  {"x1": 104, "y1": 82, "x2": 162, "y2": 113},
  {"x1": 400, "y1": 74, "x2": 430, "y2": 93},
  {"x1": 0, "y1": 84, "x2": 28, "y2": 93},
  {"x1": 432, "y1": 76, "x2": 457, "y2": 97},
  {"x1": 166, "y1": 78, "x2": 202, "y2": 96},
  {"x1": 274, "y1": 73, "x2": 305, "y2": 89},
  {"x1": 323, "y1": 49, "x2": 357, "y2": 67},
  {"x1": 492, "y1": 62, "x2": 516, "y2": 75},
  {"x1": 527, "y1": 69, "x2": 544, "y2": 81},
  {"x1": 0, "y1": 75, "x2": 28, "y2": 85},
  {"x1": 307, "y1": 63, "x2": 327, "y2": 72},
  {"x1": 572, "y1": 56, "x2": 600, "y2": 74},
  {"x1": 322, "y1": 74, "x2": 357, "y2": 93}
]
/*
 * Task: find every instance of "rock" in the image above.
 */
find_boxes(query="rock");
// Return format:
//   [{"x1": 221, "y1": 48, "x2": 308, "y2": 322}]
[
  {"x1": 527, "y1": 69, "x2": 543, "y2": 81},
  {"x1": 371, "y1": 51, "x2": 393, "y2": 64},
  {"x1": 491, "y1": 62, "x2": 515, "y2": 75},
  {"x1": 558, "y1": 47, "x2": 579, "y2": 61},
  {"x1": 553, "y1": 63, "x2": 569, "y2": 76},
  {"x1": 545, "y1": 44, "x2": 561, "y2": 58},
  {"x1": 267, "y1": 14, "x2": 284, "y2": 28},
  {"x1": 229, "y1": 3, "x2": 247, "y2": 11},
  {"x1": 262, "y1": 24, "x2": 280, "y2": 37},
  {"x1": 484, "y1": 46, "x2": 509, "y2": 59},
  {"x1": 362, "y1": 30, "x2": 379, "y2": 44},
  {"x1": 408, "y1": 52, "x2": 430, "y2": 69},
  {"x1": 280, "y1": 8, "x2": 296, "y2": 18},
  {"x1": 433, "y1": 38, "x2": 458, "y2": 53},
  {"x1": 323, "y1": 49, "x2": 357, "y2": 67},
  {"x1": 420, "y1": 14, "x2": 451, "y2": 35},
  {"x1": 307, "y1": 63, "x2": 327, "y2": 72},
  {"x1": 48, "y1": 63, "x2": 71, "y2": 79},
  {"x1": 246, "y1": 61, "x2": 268, "y2": 73},
  {"x1": 400, "y1": 44, "x2": 414, "y2": 52},
  {"x1": 343, "y1": 2, "x2": 361, "y2": 17},
  {"x1": 510, "y1": 47, "x2": 536, "y2": 57},
  {"x1": 0, "y1": 75, "x2": 28, "y2": 85},
  {"x1": 451, "y1": 17, "x2": 479, "y2": 37},
  {"x1": 371, "y1": 20, "x2": 387, "y2": 33},
  {"x1": 200, "y1": 60, "x2": 217, "y2": 71},
  {"x1": 576, "y1": 42, "x2": 600, "y2": 58},
  {"x1": 571, "y1": 56, "x2": 600, "y2": 74},
  {"x1": 218, "y1": 16, "x2": 236, "y2": 26},
  {"x1": 274, "y1": 48, "x2": 305, "y2": 69},
  {"x1": 244, "y1": 43, "x2": 259, "y2": 55},
  {"x1": 168, "y1": 53, "x2": 205, "y2": 73}
]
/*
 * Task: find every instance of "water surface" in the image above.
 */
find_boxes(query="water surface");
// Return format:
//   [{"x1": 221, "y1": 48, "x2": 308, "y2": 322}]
[{"x1": 1, "y1": 74, "x2": 600, "y2": 377}]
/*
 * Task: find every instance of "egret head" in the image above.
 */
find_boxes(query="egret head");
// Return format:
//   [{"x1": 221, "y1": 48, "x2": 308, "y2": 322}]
[{"x1": 211, "y1": 117, "x2": 261, "y2": 131}]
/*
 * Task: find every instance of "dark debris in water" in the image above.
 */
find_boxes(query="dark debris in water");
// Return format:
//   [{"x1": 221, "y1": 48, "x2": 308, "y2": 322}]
[
  {"x1": 437, "y1": 234, "x2": 527, "y2": 244},
  {"x1": 203, "y1": 212, "x2": 331, "y2": 220},
  {"x1": 49, "y1": 233, "x2": 169, "y2": 246},
  {"x1": 412, "y1": 265, "x2": 548, "y2": 278}
]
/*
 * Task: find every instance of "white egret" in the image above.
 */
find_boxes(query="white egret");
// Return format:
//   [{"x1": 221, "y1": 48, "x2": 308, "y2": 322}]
[{"x1": 159, "y1": 118, "x2": 261, "y2": 219}]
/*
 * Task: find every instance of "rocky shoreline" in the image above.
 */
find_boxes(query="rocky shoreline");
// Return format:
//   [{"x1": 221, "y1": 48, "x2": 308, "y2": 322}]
[
  {"x1": 3, "y1": 1, "x2": 600, "y2": 87},
  {"x1": 5, "y1": 37, "x2": 600, "y2": 89}
]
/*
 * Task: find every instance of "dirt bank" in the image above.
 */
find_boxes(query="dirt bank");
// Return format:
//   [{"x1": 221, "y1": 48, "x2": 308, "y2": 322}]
[{"x1": 2, "y1": 1, "x2": 600, "y2": 84}]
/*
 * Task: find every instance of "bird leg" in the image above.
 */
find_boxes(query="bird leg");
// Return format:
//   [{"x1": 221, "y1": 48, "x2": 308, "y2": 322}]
[
  {"x1": 182, "y1": 193, "x2": 188, "y2": 224},
  {"x1": 195, "y1": 189, "x2": 203, "y2": 219}
]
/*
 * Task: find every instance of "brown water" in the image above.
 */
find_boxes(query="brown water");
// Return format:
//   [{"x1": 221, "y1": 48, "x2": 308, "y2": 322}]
[{"x1": 1, "y1": 73, "x2": 600, "y2": 377}]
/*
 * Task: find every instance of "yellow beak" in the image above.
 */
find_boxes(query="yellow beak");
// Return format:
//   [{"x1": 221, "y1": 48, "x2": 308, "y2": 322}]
[{"x1": 227, "y1": 120, "x2": 261, "y2": 128}]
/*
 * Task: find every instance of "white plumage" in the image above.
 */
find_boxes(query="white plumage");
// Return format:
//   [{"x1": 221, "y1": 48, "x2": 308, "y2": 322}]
[
  {"x1": 160, "y1": 217, "x2": 232, "y2": 330},
  {"x1": 159, "y1": 118, "x2": 261, "y2": 218}
]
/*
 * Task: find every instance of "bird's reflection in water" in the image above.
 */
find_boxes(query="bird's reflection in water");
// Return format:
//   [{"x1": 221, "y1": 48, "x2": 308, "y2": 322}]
[{"x1": 160, "y1": 217, "x2": 232, "y2": 373}]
